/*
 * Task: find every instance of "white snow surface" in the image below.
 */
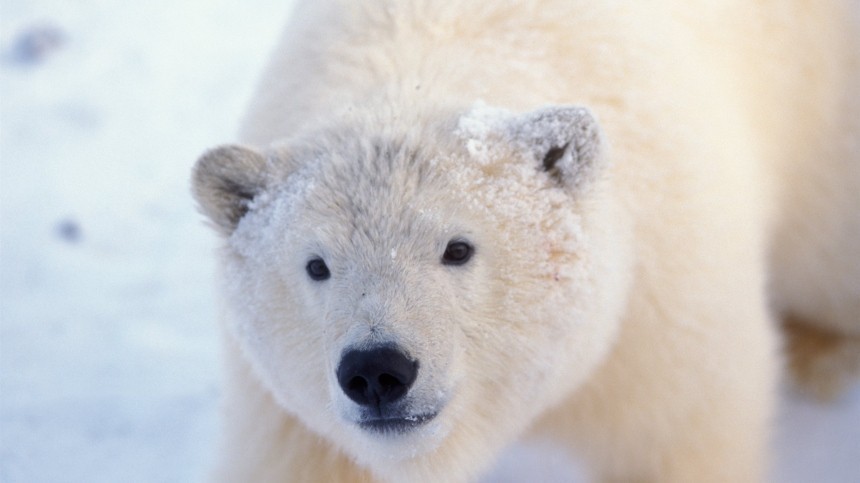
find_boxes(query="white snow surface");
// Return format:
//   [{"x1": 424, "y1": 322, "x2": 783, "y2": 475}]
[{"x1": 1, "y1": 1, "x2": 858, "y2": 482}]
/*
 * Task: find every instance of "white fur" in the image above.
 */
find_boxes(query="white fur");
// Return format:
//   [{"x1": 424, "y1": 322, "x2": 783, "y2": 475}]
[{"x1": 194, "y1": 1, "x2": 860, "y2": 481}]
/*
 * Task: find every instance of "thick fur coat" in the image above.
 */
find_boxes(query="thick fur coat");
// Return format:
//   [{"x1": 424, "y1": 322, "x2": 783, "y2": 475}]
[{"x1": 192, "y1": 1, "x2": 860, "y2": 481}]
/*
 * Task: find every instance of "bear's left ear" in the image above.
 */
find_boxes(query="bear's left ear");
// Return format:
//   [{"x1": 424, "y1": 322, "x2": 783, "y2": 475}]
[
  {"x1": 191, "y1": 144, "x2": 270, "y2": 236},
  {"x1": 508, "y1": 106, "x2": 604, "y2": 189}
]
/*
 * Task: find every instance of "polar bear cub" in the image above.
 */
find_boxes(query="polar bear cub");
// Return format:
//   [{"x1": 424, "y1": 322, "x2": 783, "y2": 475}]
[{"x1": 192, "y1": 1, "x2": 859, "y2": 481}]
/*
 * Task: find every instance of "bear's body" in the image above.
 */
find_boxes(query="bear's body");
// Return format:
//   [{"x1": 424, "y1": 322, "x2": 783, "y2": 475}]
[{"x1": 193, "y1": 1, "x2": 860, "y2": 481}]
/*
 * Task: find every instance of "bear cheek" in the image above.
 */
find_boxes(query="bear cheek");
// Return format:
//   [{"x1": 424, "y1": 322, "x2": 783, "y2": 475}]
[{"x1": 226, "y1": 267, "x2": 330, "y2": 411}]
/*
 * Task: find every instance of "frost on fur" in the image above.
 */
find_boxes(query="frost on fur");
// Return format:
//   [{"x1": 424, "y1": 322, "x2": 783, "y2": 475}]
[{"x1": 456, "y1": 102, "x2": 604, "y2": 190}]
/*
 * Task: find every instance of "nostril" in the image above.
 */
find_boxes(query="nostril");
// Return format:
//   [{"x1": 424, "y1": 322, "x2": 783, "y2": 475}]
[
  {"x1": 378, "y1": 373, "x2": 399, "y2": 389},
  {"x1": 347, "y1": 376, "x2": 368, "y2": 393}
]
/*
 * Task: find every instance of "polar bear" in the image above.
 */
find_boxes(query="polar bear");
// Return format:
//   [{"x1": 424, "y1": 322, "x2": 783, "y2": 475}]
[{"x1": 192, "y1": 1, "x2": 860, "y2": 481}]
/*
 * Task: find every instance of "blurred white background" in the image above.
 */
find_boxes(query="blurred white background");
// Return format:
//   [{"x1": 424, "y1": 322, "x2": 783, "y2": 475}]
[{"x1": 1, "y1": 1, "x2": 858, "y2": 481}]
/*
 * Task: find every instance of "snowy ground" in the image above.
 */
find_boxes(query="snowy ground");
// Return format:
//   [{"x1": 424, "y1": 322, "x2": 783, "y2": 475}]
[{"x1": 1, "y1": 1, "x2": 858, "y2": 482}]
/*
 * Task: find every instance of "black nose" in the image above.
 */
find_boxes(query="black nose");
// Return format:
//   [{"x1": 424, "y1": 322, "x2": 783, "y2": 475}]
[{"x1": 336, "y1": 346, "x2": 418, "y2": 407}]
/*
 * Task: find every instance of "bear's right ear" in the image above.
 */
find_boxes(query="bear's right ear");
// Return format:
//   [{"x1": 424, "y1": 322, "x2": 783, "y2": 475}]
[{"x1": 192, "y1": 144, "x2": 269, "y2": 235}]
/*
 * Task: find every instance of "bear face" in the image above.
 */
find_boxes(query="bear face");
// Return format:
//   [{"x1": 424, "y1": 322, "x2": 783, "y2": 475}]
[{"x1": 193, "y1": 104, "x2": 633, "y2": 471}]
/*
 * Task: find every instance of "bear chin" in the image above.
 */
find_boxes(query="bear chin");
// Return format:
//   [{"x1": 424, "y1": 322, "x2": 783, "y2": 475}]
[{"x1": 344, "y1": 413, "x2": 451, "y2": 462}]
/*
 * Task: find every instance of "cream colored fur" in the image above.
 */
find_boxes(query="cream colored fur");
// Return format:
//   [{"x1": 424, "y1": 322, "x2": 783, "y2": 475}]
[{"x1": 193, "y1": 1, "x2": 859, "y2": 481}]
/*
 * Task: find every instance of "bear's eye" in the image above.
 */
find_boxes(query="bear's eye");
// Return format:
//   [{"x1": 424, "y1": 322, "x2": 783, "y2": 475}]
[
  {"x1": 306, "y1": 258, "x2": 331, "y2": 281},
  {"x1": 442, "y1": 240, "x2": 473, "y2": 266}
]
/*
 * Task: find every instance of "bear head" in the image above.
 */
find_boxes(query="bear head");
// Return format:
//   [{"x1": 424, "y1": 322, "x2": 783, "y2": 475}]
[{"x1": 192, "y1": 103, "x2": 632, "y2": 478}]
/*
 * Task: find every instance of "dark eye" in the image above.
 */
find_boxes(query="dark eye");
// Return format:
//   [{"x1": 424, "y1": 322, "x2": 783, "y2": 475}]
[
  {"x1": 306, "y1": 258, "x2": 331, "y2": 281},
  {"x1": 442, "y1": 240, "x2": 473, "y2": 266}
]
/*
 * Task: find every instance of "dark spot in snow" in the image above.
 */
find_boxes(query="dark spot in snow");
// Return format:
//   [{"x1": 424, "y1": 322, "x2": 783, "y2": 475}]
[
  {"x1": 6, "y1": 22, "x2": 67, "y2": 66},
  {"x1": 56, "y1": 218, "x2": 81, "y2": 243}
]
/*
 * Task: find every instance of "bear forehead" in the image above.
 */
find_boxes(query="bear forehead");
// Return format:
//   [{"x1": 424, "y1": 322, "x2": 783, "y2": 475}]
[{"x1": 290, "y1": 136, "x2": 466, "y2": 245}]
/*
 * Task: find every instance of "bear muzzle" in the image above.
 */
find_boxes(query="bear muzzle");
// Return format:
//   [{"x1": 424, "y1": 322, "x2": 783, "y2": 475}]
[{"x1": 336, "y1": 345, "x2": 438, "y2": 433}]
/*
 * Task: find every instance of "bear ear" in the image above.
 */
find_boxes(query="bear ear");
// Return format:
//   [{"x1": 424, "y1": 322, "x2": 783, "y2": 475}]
[
  {"x1": 509, "y1": 106, "x2": 604, "y2": 189},
  {"x1": 192, "y1": 144, "x2": 269, "y2": 235}
]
